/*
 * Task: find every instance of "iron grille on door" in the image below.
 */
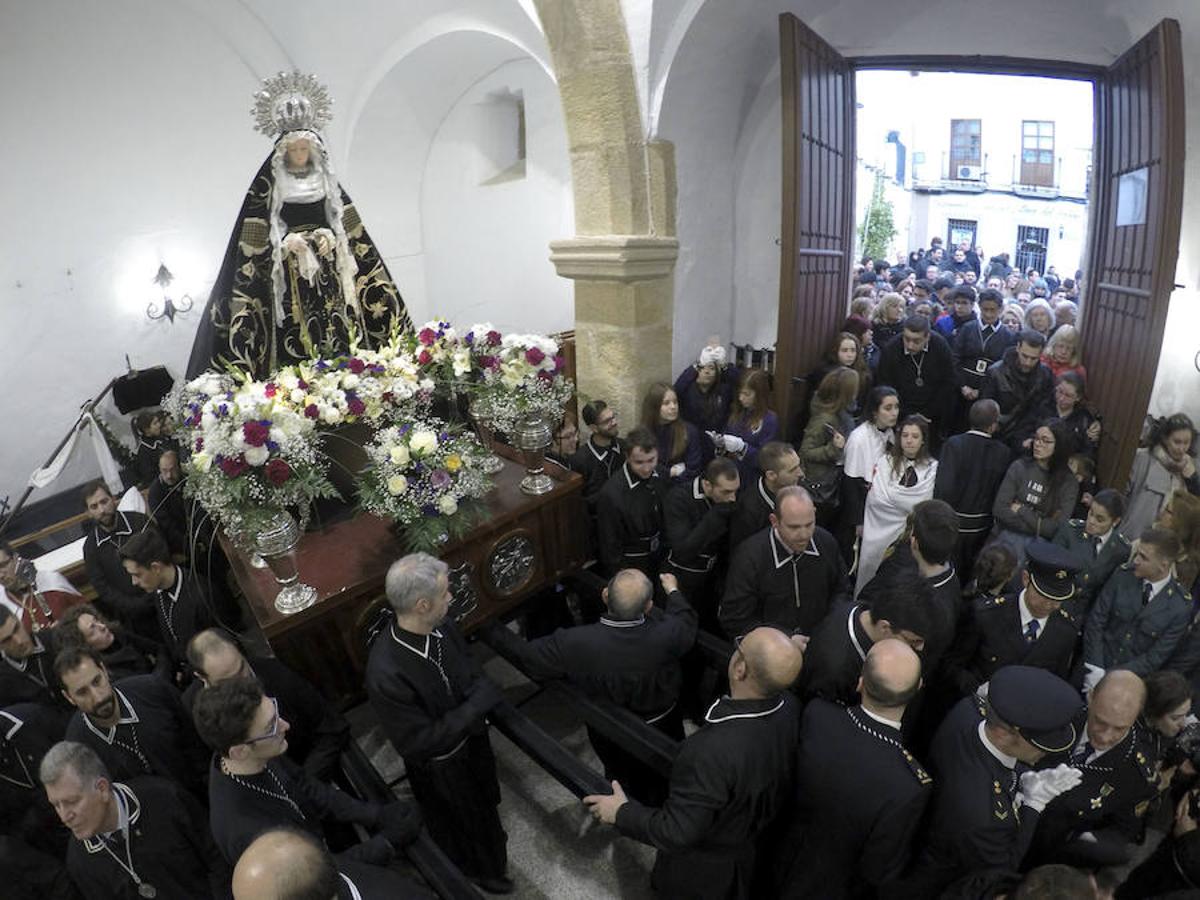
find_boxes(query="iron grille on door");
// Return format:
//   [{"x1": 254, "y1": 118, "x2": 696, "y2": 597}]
[{"x1": 1014, "y1": 225, "x2": 1049, "y2": 275}]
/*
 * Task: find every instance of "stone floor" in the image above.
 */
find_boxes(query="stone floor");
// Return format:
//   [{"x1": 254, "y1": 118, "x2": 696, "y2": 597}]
[{"x1": 348, "y1": 648, "x2": 657, "y2": 899}]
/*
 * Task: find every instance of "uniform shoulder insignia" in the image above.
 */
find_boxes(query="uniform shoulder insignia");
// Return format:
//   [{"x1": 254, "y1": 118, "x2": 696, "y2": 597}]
[
  {"x1": 901, "y1": 748, "x2": 933, "y2": 786},
  {"x1": 1133, "y1": 748, "x2": 1157, "y2": 783},
  {"x1": 1057, "y1": 606, "x2": 1077, "y2": 623},
  {"x1": 981, "y1": 594, "x2": 1006, "y2": 608},
  {"x1": 1135, "y1": 798, "x2": 1152, "y2": 817},
  {"x1": 1067, "y1": 518, "x2": 1085, "y2": 528}
]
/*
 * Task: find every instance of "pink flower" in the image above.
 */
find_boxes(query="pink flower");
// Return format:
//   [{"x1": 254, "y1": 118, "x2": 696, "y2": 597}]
[
  {"x1": 347, "y1": 397, "x2": 366, "y2": 416},
  {"x1": 264, "y1": 383, "x2": 277, "y2": 398},
  {"x1": 297, "y1": 378, "x2": 309, "y2": 390},
  {"x1": 418, "y1": 350, "x2": 432, "y2": 365},
  {"x1": 525, "y1": 347, "x2": 545, "y2": 366},
  {"x1": 304, "y1": 404, "x2": 319, "y2": 419},
  {"x1": 194, "y1": 437, "x2": 204, "y2": 452},
  {"x1": 243, "y1": 421, "x2": 270, "y2": 447},
  {"x1": 553, "y1": 354, "x2": 565, "y2": 372},
  {"x1": 537, "y1": 370, "x2": 552, "y2": 381},
  {"x1": 418, "y1": 328, "x2": 437, "y2": 347},
  {"x1": 487, "y1": 330, "x2": 502, "y2": 345},
  {"x1": 219, "y1": 455, "x2": 248, "y2": 479},
  {"x1": 347, "y1": 358, "x2": 365, "y2": 374},
  {"x1": 265, "y1": 458, "x2": 292, "y2": 486}
]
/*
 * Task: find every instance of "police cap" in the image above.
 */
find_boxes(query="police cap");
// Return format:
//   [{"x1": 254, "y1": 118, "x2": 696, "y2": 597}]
[
  {"x1": 1025, "y1": 539, "x2": 1081, "y2": 602},
  {"x1": 989, "y1": 665, "x2": 1081, "y2": 752}
]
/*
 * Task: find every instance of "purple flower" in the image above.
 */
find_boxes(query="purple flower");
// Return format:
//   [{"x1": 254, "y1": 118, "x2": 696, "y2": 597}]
[
  {"x1": 422, "y1": 504, "x2": 438, "y2": 517},
  {"x1": 430, "y1": 469, "x2": 451, "y2": 489}
]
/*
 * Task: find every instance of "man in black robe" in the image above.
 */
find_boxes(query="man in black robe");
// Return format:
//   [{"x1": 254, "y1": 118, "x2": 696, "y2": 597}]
[
  {"x1": 797, "y1": 570, "x2": 934, "y2": 707},
  {"x1": 193, "y1": 677, "x2": 420, "y2": 868},
  {"x1": 184, "y1": 628, "x2": 350, "y2": 781},
  {"x1": 934, "y1": 399, "x2": 1012, "y2": 580},
  {"x1": 56, "y1": 604, "x2": 165, "y2": 683},
  {"x1": 58, "y1": 646, "x2": 209, "y2": 799},
  {"x1": 569, "y1": 399, "x2": 626, "y2": 513},
  {"x1": 584, "y1": 626, "x2": 803, "y2": 899},
  {"x1": 364, "y1": 552, "x2": 510, "y2": 894},
  {"x1": 875, "y1": 315, "x2": 956, "y2": 441},
  {"x1": 231, "y1": 827, "x2": 435, "y2": 900},
  {"x1": 0, "y1": 604, "x2": 63, "y2": 706},
  {"x1": 662, "y1": 457, "x2": 739, "y2": 629},
  {"x1": 40, "y1": 740, "x2": 227, "y2": 899},
  {"x1": 727, "y1": 441, "x2": 803, "y2": 553},
  {"x1": 484, "y1": 569, "x2": 696, "y2": 805},
  {"x1": 720, "y1": 486, "x2": 850, "y2": 640},
  {"x1": 594, "y1": 426, "x2": 669, "y2": 578},
  {"x1": 779, "y1": 640, "x2": 932, "y2": 898},
  {"x1": 1, "y1": 701, "x2": 72, "y2": 861},
  {"x1": 79, "y1": 481, "x2": 157, "y2": 639},
  {"x1": 118, "y1": 528, "x2": 233, "y2": 673}
]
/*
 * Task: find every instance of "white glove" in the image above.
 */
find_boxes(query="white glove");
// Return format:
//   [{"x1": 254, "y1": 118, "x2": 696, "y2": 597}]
[
  {"x1": 1019, "y1": 764, "x2": 1083, "y2": 813},
  {"x1": 706, "y1": 430, "x2": 724, "y2": 450},
  {"x1": 669, "y1": 462, "x2": 686, "y2": 478},
  {"x1": 1083, "y1": 664, "x2": 1105, "y2": 695},
  {"x1": 699, "y1": 345, "x2": 727, "y2": 367},
  {"x1": 722, "y1": 434, "x2": 746, "y2": 456},
  {"x1": 975, "y1": 681, "x2": 989, "y2": 700}
]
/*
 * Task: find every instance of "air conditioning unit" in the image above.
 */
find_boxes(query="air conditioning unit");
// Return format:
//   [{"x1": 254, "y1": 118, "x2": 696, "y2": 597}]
[{"x1": 956, "y1": 165, "x2": 982, "y2": 181}]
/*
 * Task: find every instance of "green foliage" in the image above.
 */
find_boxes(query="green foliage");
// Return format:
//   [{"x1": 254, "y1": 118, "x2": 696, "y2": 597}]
[
  {"x1": 858, "y1": 171, "x2": 898, "y2": 262},
  {"x1": 92, "y1": 413, "x2": 136, "y2": 469}
]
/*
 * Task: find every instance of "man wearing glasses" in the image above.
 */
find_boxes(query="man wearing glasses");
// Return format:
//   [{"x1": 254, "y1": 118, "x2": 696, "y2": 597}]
[
  {"x1": 570, "y1": 399, "x2": 625, "y2": 508},
  {"x1": 195, "y1": 676, "x2": 420, "y2": 869}
]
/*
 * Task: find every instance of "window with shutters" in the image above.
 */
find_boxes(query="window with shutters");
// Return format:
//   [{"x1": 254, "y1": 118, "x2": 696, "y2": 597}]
[
  {"x1": 1020, "y1": 120, "x2": 1055, "y2": 187},
  {"x1": 948, "y1": 119, "x2": 982, "y2": 174}
]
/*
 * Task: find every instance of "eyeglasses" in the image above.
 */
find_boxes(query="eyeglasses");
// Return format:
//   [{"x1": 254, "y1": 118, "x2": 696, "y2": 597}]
[
  {"x1": 1033, "y1": 434, "x2": 1056, "y2": 445},
  {"x1": 244, "y1": 697, "x2": 282, "y2": 745}
]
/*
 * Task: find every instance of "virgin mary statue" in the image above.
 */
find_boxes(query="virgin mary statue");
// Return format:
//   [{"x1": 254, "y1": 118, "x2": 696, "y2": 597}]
[{"x1": 188, "y1": 72, "x2": 411, "y2": 378}]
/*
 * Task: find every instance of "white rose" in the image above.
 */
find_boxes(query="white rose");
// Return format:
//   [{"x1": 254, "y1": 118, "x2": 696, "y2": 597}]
[
  {"x1": 437, "y1": 495, "x2": 459, "y2": 516},
  {"x1": 409, "y1": 430, "x2": 438, "y2": 455},
  {"x1": 452, "y1": 348, "x2": 472, "y2": 378},
  {"x1": 389, "y1": 444, "x2": 411, "y2": 466},
  {"x1": 244, "y1": 445, "x2": 270, "y2": 466},
  {"x1": 321, "y1": 406, "x2": 343, "y2": 425},
  {"x1": 341, "y1": 374, "x2": 360, "y2": 390},
  {"x1": 191, "y1": 452, "x2": 212, "y2": 472},
  {"x1": 387, "y1": 474, "x2": 408, "y2": 495},
  {"x1": 290, "y1": 388, "x2": 306, "y2": 404}
]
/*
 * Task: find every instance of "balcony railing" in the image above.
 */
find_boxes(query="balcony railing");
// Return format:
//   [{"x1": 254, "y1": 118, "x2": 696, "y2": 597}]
[{"x1": 909, "y1": 151, "x2": 1089, "y2": 201}]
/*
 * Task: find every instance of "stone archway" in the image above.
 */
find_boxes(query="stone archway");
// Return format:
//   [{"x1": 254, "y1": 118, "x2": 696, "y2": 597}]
[{"x1": 533, "y1": 0, "x2": 679, "y2": 430}]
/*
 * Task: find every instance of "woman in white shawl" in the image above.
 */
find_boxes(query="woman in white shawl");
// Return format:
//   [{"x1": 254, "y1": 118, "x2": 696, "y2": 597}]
[
  {"x1": 836, "y1": 385, "x2": 900, "y2": 560},
  {"x1": 855, "y1": 415, "x2": 938, "y2": 596}
]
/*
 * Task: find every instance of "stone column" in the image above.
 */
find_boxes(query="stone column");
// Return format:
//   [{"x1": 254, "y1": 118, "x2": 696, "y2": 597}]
[{"x1": 534, "y1": 0, "x2": 678, "y2": 432}]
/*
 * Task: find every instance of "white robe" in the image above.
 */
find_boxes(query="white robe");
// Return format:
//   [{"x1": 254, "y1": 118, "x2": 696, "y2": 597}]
[
  {"x1": 843, "y1": 423, "x2": 893, "y2": 481},
  {"x1": 854, "y1": 455, "x2": 938, "y2": 596}
]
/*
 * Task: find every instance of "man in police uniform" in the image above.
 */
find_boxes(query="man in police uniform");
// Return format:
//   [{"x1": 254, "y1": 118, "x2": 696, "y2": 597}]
[
  {"x1": 583, "y1": 626, "x2": 803, "y2": 899},
  {"x1": 1084, "y1": 527, "x2": 1192, "y2": 685},
  {"x1": 780, "y1": 639, "x2": 932, "y2": 897},
  {"x1": 595, "y1": 426, "x2": 669, "y2": 579},
  {"x1": 1051, "y1": 489, "x2": 1131, "y2": 617},
  {"x1": 663, "y1": 457, "x2": 739, "y2": 629},
  {"x1": 720, "y1": 486, "x2": 850, "y2": 641},
  {"x1": 1029, "y1": 669, "x2": 1158, "y2": 868},
  {"x1": 727, "y1": 442, "x2": 802, "y2": 553},
  {"x1": 944, "y1": 540, "x2": 1081, "y2": 698},
  {"x1": 895, "y1": 666, "x2": 1084, "y2": 897}
]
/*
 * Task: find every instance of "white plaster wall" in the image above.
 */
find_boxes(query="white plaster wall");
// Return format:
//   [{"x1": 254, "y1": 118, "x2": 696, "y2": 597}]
[{"x1": 420, "y1": 58, "x2": 574, "y2": 332}]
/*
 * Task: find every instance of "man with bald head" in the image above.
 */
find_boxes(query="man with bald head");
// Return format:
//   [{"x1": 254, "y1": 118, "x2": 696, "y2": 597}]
[
  {"x1": 720, "y1": 486, "x2": 850, "y2": 641},
  {"x1": 1029, "y1": 669, "x2": 1159, "y2": 868},
  {"x1": 484, "y1": 570, "x2": 696, "y2": 803},
  {"x1": 780, "y1": 639, "x2": 932, "y2": 896},
  {"x1": 584, "y1": 626, "x2": 803, "y2": 898},
  {"x1": 233, "y1": 828, "x2": 433, "y2": 900}
]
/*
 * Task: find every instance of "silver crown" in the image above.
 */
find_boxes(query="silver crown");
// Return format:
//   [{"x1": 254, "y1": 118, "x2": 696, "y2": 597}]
[{"x1": 251, "y1": 71, "x2": 333, "y2": 137}]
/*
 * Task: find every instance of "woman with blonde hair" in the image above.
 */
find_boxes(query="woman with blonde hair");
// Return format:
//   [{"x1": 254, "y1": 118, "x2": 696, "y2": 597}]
[
  {"x1": 1157, "y1": 489, "x2": 1200, "y2": 594},
  {"x1": 799, "y1": 368, "x2": 859, "y2": 524},
  {"x1": 719, "y1": 368, "x2": 779, "y2": 484},
  {"x1": 871, "y1": 292, "x2": 907, "y2": 348},
  {"x1": 1000, "y1": 303, "x2": 1025, "y2": 335},
  {"x1": 1024, "y1": 298, "x2": 1055, "y2": 337},
  {"x1": 1123, "y1": 413, "x2": 1200, "y2": 540},
  {"x1": 1043, "y1": 324, "x2": 1087, "y2": 382}
]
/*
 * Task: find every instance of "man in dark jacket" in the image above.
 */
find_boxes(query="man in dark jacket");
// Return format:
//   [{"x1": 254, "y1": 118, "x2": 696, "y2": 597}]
[
  {"x1": 662, "y1": 458, "x2": 739, "y2": 628},
  {"x1": 981, "y1": 329, "x2": 1055, "y2": 453},
  {"x1": 79, "y1": 481, "x2": 157, "y2": 639},
  {"x1": 595, "y1": 426, "x2": 669, "y2": 579},
  {"x1": 584, "y1": 626, "x2": 803, "y2": 900},
  {"x1": 728, "y1": 442, "x2": 802, "y2": 553},
  {"x1": 875, "y1": 316, "x2": 957, "y2": 441}
]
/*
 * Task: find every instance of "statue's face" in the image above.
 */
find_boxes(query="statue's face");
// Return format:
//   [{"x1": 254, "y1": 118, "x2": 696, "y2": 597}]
[{"x1": 285, "y1": 139, "x2": 311, "y2": 170}]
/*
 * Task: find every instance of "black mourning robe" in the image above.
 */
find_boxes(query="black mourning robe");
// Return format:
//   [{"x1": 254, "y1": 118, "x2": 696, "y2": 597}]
[
  {"x1": 728, "y1": 476, "x2": 775, "y2": 555},
  {"x1": 65, "y1": 674, "x2": 208, "y2": 799},
  {"x1": 64, "y1": 777, "x2": 227, "y2": 900},
  {"x1": 183, "y1": 655, "x2": 350, "y2": 781},
  {"x1": 568, "y1": 437, "x2": 627, "y2": 511},
  {"x1": 81, "y1": 512, "x2": 157, "y2": 638},
  {"x1": 875, "y1": 331, "x2": 957, "y2": 436},
  {"x1": 795, "y1": 599, "x2": 871, "y2": 707},
  {"x1": 364, "y1": 619, "x2": 507, "y2": 879},
  {"x1": 595, "y1": 463, "x2": 668, "y2": 578},
  {"x1": 94, "y1": 628, "x2": 163, "y2": 683},
  {"x1": 208, "y1": 753, "x2": 390, "y2": 866},
  {"x1": 663, "y1": 476, "x2": 735, "y2": 622},
  {"x1": 337, "y1": 859, "x2": 435, "y2": 900},
  {"x1": 0, "y1": 631, "x2": 64, "y2": 707},
  {"x1": 934, "y1": 430, "x2": 1012, "y2": 579},
  {"x1": 1, "y1": 703, "x2": 71, "y2": 857},
  {"x1": 615, "y1": 693, "x2": 800, "y2": 900},
  {"x1": 153, "y1": 566, "x2": 218, "y2": 670}
]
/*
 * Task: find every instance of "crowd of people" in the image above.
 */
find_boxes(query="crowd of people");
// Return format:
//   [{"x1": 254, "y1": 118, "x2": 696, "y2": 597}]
[{"x1": 3, "y1": 235, "x2": 1200, "y2": 899}]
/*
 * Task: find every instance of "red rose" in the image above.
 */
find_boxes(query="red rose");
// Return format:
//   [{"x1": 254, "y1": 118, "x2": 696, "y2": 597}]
[
  {"x1": 265, "y1": 458, "x2": 292, "y2": 486},
  {"x1": 194, "y1": 437, "x2": 204, "y2": 452},
  {"x1": 525, "y1": 347, "x2": 545, "y2": 366},
  {"x1": 487, "y1": 330, "x2": 502, "y2": 344},
  {"x1": 304, "y1": 404, "x2": 319, "y2": 419},
  {"x1": 347, "y1": 358, "x2": 365, "y2": 374},
  {"x1": 537, "y1": 370, "x2": 552, "y2": 381},
  {"x1": 347, "y1": 397, "x2": 366, "y2": 416},
  {"x1": 418, "y1": 328, "x2": 437, "y2": 346},
  {"x1": 219, "y1": 454, "x2": 248, "y2": 479},
  {"x1": 418, "y1": 350, "x2": 432, "y2": 365},
  {"x1": 297, "y1": 378, "x2": 308, "y2": 390},
  {"x1": 478, "y1": 354, "x2": 497, "y2": 370},
  {"x1": 242, "y1": 421, "x2": 270, "y2": 447},
  {"x1": 264, "y1": 383, "x2": 277, "y2": 398}
]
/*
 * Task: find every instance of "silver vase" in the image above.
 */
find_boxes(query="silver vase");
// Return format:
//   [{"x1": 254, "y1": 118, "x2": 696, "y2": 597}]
[
  {"x1": 254, "y1": 511, "x2": 318, "y2": 615},
  {"x1": 513, "y1": 413, "x2": 554, "y2": 495},
  {"x1": 468, "y1": 397, "x2": 506, "y2": 474}
]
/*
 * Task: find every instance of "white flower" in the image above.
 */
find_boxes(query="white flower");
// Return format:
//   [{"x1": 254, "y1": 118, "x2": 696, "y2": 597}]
[
  {"x1": 321, "y1": 406, "x2": 344, "y2": 425},
  {"x1": 437, "y1": 495, "x2": 459, "y2": 516},
  {"x1": 389, "y1": 444, "x2": 411, "y2": 466},
  {"x1": 290, "y1": 388, "x2": 306, "y2": 404},
  {"x1": 341, "y1": 373, "x2": 360, "y2": 390},
  {"x1": 452, "y1": 348, "x2": 472, "y2": 378},
  {"x1": 244, "y1": 445, "x2": 270, "y2": 466},
  {"x1": 191, "y1": 452, "x2": 212, "y2": 472},
  {"x1": 387, "y1": 474, "x2": 408, "y2": 495},
  {"x1": 410, "y1": 429, "x2": 438, "y2": 455}
]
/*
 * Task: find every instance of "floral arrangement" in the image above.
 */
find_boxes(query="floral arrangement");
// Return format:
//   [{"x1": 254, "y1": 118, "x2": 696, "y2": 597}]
[
  {"x1": 164, "y1": 371, "x2": 339, "y2": 538},
  {"x1": 408, "y1": 319, "x2": 472, "y2": 385},
  {"x1": 358, "y1": 418, "x2": 494, "y2": 552},
  {"x1": 476, "y1": 332, "x2": 574, "y2": 433}
]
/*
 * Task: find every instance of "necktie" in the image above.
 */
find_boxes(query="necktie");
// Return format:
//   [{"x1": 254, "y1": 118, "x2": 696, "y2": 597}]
[
  {"x1": 1072, "y1": 740, "x2": 1094, "y2": 765},
  {"x1": 1024, "y1": 619, "x2": 1040, "y2": 643},
  {"x1": 900, "y1": 465, "x2": 918, "y2": 488},
  {"x1": 1143, "y1": 582, "x2": 1154, "y2": 606},
  {"x1": 1092, "y1": 535, "x2": 1102, "y2": 558},
  {"x1": 981, "y1": 325, "x2": 994, "y2": 339}
]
